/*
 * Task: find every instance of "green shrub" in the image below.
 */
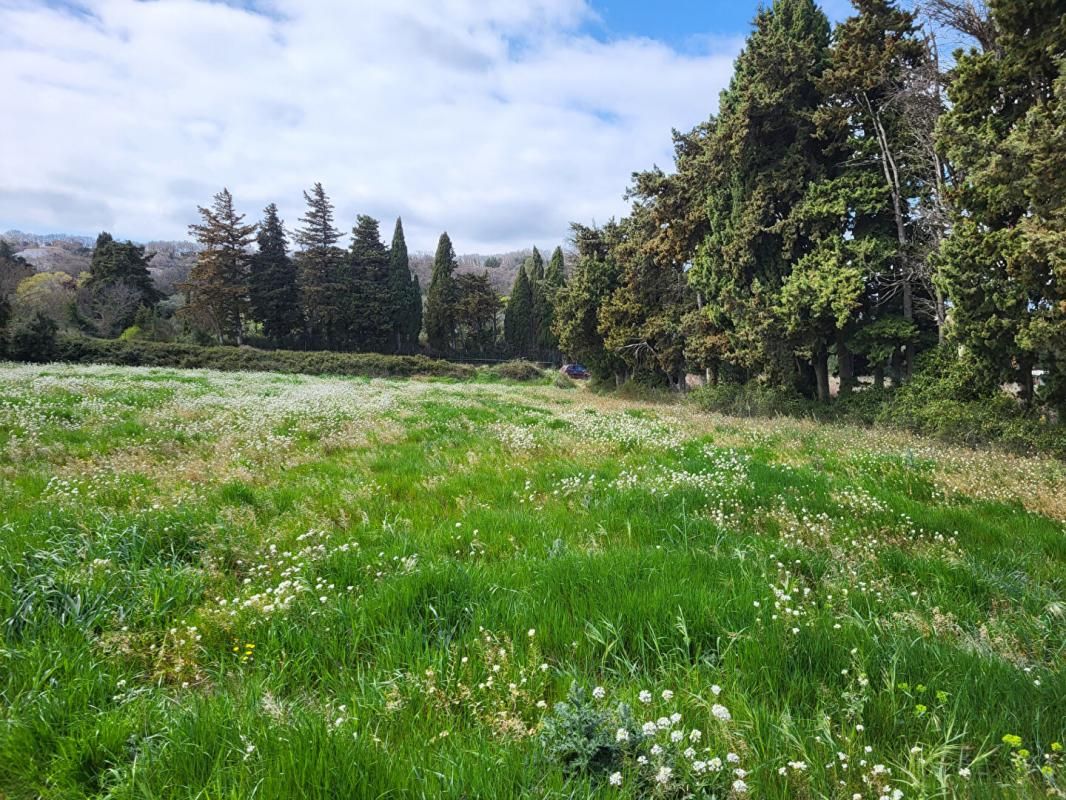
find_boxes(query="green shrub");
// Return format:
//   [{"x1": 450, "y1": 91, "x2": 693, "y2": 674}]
[
  {"x1": 691, "y1": 381, "x2": 812, "y2": 418},
  {"x1": 10, "y1": 313, "x2": 59, "y2": 362},
  {"x1": 46, "y1": 335, "x2": 477, "y2": 380},
  {"x1": 486, "y1": 360, "x2": 546, "y2": 382},
  {"x1": 877, "y1": 348, "x2": 1066, "y2": 456},
  {"x1": 118, "y1": 325, "x2": 143, "y2": 341},
  {"x1": 552, "y1": 372, "x2": 576, "y2": 390}
]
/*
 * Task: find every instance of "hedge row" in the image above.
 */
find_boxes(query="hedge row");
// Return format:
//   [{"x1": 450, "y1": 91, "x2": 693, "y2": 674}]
[{"x1": 50, "y1": 335, "x2": 478, "y2": 380}]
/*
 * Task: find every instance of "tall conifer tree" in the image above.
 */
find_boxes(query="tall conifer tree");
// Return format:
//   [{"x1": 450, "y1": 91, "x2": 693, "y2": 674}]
[
  {"x1": 249, "y1": 204, "x2": 300, "y2": 345},
  {"x1": 690, "y1": 0, "x2": 833, "y2": 388},
  {"x1": 504, "y1": 266, "x2": 535, "y2": 357},
  {"x1": 184, "y1": 188, "x2": 256, "y2": 345},
  {"x1": 294, "y1": 183, "x2": 344, "y2": 349},
  {"x1": 939, "y1": 0, "x2": 1066, "y2": 405},
  {"x1": 347, "y1": 215, "x2": 391, "y2": 351},
  {"x1": 425, "y1": 232, "x2": 458, "y2": 355},
  {"x1": 387, "y1": 218, "x2": 420, "y2": 353}
]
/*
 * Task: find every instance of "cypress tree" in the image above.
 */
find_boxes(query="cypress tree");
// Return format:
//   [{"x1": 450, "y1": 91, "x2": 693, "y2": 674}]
[
  {"x1": 387, "y1": 218, "x2": 420, "y2": 353},
  {"x1": 294, "y1": 183, "x2": 345, "y2": 350},
  {"x1": 526, "y1": 246, "x2": 547, "y2": 357},
  {"x1": 538, "y1": 246, "x2": 566, "y2": 361},
  {"x1": 249, "y1": 204, "x2": 301, "y2": 346},
  {"x1": 425, "y1": 232, "x2": 458, "y2": 355},
  {"x1": 504, "y1": 266, "x2": 535, "y2": 357},
  {"x1": 184, "y1": 188, "x2": 256, "y2": 345},
  {"x1": 939, "y1": 0, "x2": 1066, "y2": 405},
  {"x1": 347, "y1": 214, "x2": 391, "y2": 351},
  {"x1": 689, "y1": 0, "x2": 833, "y2": 388},
  {"x1": 405, "y1": 274, "x2": 423, "y2": 352}
]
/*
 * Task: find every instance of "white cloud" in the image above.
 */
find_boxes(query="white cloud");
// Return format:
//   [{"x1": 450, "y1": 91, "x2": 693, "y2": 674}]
[{"x1": 0, "y1": 0, "x2": 739, "y2": 253}]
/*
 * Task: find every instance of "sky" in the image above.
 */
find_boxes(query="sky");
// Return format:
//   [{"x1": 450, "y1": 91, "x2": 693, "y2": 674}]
[{"x1": 0, "y1": 0, "x2": 851, "y2": 254}]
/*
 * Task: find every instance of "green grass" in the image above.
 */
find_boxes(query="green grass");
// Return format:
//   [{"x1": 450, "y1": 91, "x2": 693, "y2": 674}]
[{"x1": 0, "y1": 362, "x2": 1063, "y2": 799}]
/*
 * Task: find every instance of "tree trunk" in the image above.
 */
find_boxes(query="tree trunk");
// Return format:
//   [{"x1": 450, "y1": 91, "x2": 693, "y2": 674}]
[
  {"x1": 837, "y1": 332, "x2": 855, "y2": 396},
  {"x1": 935, "y1": 286, "x2": 947, "y2": 344},
  {"x1": 890, "y1": 349, "x2": 903, "y2": 387},
  {"x1": 1020, "y1": 359, "x2": 1035, "y2": 407},
  {"x1": 814, "y1": 345, "x2": 830, "y2": 402},
  {"x1": 874, "y1": 365, "x2": 885, "y2": 391},
  {"x1": 903, "y1": 283, "x2": 914, "y2": 379}
]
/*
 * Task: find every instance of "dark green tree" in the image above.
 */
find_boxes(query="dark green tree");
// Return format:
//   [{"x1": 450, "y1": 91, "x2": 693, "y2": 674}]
[
  {"x1": 526, "y1": 246, "x2": 549, "y2": 358},
  {"x1": 454, "y1": 272, "x2": 503, "y2": 356},
  {"x1": 346, "y1": 215, "x2": 391, "y2": 351},
  {"x1": 249, "y1": 204, "x2": 301, "y2": 346},
  {"x1": 689, "y1": 0, "x2": 833, "y2": 388},
  {"x1": 183, "y1": 188, "x2": 257, "y2": 345},
  {"x1": 425, "y1": 232, "x2": 458, "y2": 355},
  {"x1": 552, "y1": 223, "x2": 626, "y2": 381},
  {"x1": 294, "y1": 183, "x2": 345, "y2": 350},
  {"x1": 503, "y1": 265, "x2": 535, "y2": 357},
  {"x1": 599, "y1": 208, "x2": 690, "y2": 389},
  {"x1": 938, "y1": 0, "x2": 1066, "y2": 404},
  {"x1": 537, "y1": 246, "x2": 566, "y2": 361},
  {"x1": 387, "y1": 218, "x2": 421, "y2": 353},
  {"x1": 86, "y1": 231, "x2": 161, "y2": 317},
  {"x1": 814, "y1": 0, "x2": 930, "y2": 381}
]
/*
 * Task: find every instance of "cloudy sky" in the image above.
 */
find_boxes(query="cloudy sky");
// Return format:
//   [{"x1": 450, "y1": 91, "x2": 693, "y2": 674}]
[{"x1": 0, "y1": 0, "x2": 851, "y2": 254}]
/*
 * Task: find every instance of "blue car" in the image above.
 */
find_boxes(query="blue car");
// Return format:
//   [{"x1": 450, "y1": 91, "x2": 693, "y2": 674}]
[{"x1": 562, "y1": 363, "x2": 590, "y2": 379}]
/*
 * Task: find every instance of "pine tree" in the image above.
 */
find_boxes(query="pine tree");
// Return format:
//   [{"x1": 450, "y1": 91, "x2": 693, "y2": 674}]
[
  {"x1": 294, "y1": 183, "x2": 345, "y2": 350},
  {"x1": 183, "y1": 188, "x2": 256, "y2": 345},
  {"x1": 503, "y1": 266, "x2": 534, "y2": 357},
  {"x1": 454, "y1": 272, "x2": 503, "y2": 356},
  {"x1": 405, "y1": 274, "x2": 423, "y2": 352},
  {"x1": 249, "y1": 204, "x2": 301, "y2": 346},
  {"x1": 425, "y1": 232, "x2": 458, "y2": 355},
  {"x1": 598, "y1": 208, "x2": 690, "y2": 389},
  {"x1": 815, "y1": 0, "x2": 931, "y2": 382},
  {"x1": 346, "y1": 215, "x2": 391, "y2": 351}
]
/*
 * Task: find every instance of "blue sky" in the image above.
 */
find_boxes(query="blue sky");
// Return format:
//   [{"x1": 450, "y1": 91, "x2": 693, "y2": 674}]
[
  {"x1": 0, "y1": 0, "x2": 854, "y2": 252},
  {"x1": 587, "y1": 0, "x2": 853, "y2": 47},
  {"x1": 589, "y1": 1, "x2": 770, "y2": 46}
]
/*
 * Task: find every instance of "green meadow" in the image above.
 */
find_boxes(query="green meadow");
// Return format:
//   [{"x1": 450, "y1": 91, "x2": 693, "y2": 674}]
[{"x1": 1, "y1": 363, "x2": 1063, "y2": 799}]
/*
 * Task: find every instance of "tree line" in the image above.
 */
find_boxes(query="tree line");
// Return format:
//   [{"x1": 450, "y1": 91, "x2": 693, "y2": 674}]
[
  {"x1": 3, "y1": 0, "x2": 1063, "y2": 407},
  {"x1": 0, "y1": 183, "x2": 570, "y2": 362},
  {"x1": 552, "y1": 0, "x2": 1066, "y2": 405}
]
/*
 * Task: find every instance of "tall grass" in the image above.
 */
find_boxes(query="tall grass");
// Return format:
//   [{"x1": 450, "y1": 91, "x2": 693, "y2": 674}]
[{"x1": 0, "y1": 362, "x2": 1062, "y2": 798}]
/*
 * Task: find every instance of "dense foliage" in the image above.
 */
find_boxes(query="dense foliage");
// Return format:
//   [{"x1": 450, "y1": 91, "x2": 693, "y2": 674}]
[{"x1": 554, "y1": 0, "x2": 1066, "y2": 421}]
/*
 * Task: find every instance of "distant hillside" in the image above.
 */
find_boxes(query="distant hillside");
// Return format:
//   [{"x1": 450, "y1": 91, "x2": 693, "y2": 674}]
[
  {"x1": 410, "y1": 248, "x2": 539, "y2": 296},
  {"x1": 2, "y1": 230, "x2": 201, "y2": 294},
  {"x1": 2, "y1": 231, "x2": 570, "y2": 298}
]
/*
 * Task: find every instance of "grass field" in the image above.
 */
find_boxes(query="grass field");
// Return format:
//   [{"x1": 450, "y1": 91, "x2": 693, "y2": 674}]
[{"x1": 1, "y1": 363, "x2": 1064, "y2": 799}]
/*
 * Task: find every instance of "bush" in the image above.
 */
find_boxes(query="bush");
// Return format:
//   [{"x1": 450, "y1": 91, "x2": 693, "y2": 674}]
[
  {"x1": 485, "y1": 360, "x2": 546, "y2": 382},
  {"x1": 688, "y1": 349, "x2": 1066, "y2": 458},
  {"x1": 10, "y1": 313, "x2": 59, "y2": 362},
  {"x1": 45, "y1": 335, "x2": 477, "y2": 380},
  {"x1": 552, "y1": 372, "x2": 576, "y2": 390},
  {"x1": 879, "y1": 351, "x2": 1066, "y2": 456},
  {"x1": 691, "y1": 381, "x2": 812, "y2": 418}
]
